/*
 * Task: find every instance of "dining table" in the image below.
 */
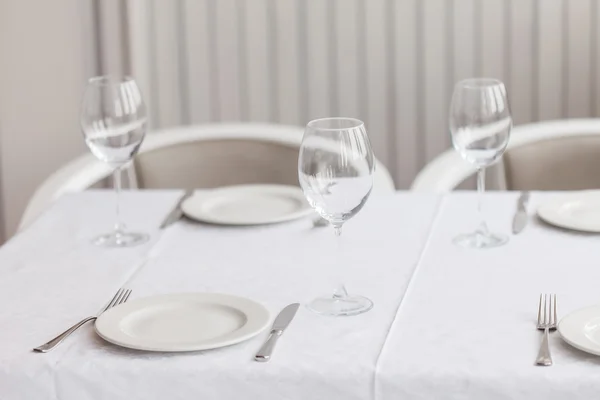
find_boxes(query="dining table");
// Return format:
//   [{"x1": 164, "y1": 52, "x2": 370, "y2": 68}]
[{"x1": 3, "y1": 190, "x2": 600, "y2": 400}]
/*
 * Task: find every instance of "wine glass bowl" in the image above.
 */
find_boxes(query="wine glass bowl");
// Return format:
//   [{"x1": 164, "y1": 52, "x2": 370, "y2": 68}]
[
  {"x1": 299, "y1": 118, "x2": 374, "y2": 226},
  {"x1": 80, "y1": 76, "x2": 149, "y2": 248},
  {"x1": 82, "y1": 77, "x2": 146, "y2": 165},
  {"x1": 298, "y1": 117, "x2": 375, "y2": 316},
  {"x1": 450, "y1": 79, "x2": 511, "y2": 168}
]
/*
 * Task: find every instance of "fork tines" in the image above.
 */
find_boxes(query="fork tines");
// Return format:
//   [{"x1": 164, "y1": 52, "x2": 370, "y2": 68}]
[
  {"x1": 103, "y1": 288, "x2": 132, "y2": 312},
  {"x1": 537, "y1": 294, "x2": 557, "y2": 329}
]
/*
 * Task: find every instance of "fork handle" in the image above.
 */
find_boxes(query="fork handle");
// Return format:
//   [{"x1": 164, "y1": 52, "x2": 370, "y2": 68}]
[
  {"x1": 535, "y1": 327, "x2": 553, "y2": 366},
  {"x1": 33, "y1": 316, "x2": 96, "y2": 353}
]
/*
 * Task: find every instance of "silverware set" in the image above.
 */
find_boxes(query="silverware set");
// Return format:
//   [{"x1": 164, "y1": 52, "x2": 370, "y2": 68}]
[
  {"x1": 33, "y1": 286, "x2": 561, "y2": 367},
  {"x1": 34, "y1": 290, "x2": 300, "y2": 362},
  {"x1": 33, "y1": 288, "x2": 132, "y2": 353},
  {"x1": 535, "y1": 293, "x2": 557, "y2": 366}
]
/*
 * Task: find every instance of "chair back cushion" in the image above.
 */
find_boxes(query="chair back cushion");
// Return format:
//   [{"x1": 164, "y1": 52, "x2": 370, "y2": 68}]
[
  {"x1": 504, "y1": 135, "x2": 600, "y2": 190},
  {"x1": 134, "y1": 139, "x2": 300, "y2": 189}
]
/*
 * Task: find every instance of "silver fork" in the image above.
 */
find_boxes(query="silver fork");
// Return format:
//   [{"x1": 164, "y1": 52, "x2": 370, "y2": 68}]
[
  {"x1": 33, "y1": 288, "x2": 132, "y2": 353},
  {"x1": 535, "y1": 293, "x2": 557, "y2": 366}
]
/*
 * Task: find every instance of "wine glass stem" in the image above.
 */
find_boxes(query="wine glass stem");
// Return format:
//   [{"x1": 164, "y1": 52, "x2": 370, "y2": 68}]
[
  {"x1": 332, "y1": 224, "x2": 348, "y2": 299},
  {"x1": 113, "y1": 166, "x2": 124, "y2": 235},
  {"x1": 476, "y1": 167, "x2": 489, "y2": 234}
]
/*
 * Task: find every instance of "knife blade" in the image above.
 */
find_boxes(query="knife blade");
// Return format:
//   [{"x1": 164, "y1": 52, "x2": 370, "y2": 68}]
[
  {"x1": 512, "y1": 191, "x2": 530, "y2": 234},
  {"x1": 255, "y1": 303, "x2": 300, "y2": 362},
  {"x1": 159, "y1": 189, "x2": 194, "y2": 229}
]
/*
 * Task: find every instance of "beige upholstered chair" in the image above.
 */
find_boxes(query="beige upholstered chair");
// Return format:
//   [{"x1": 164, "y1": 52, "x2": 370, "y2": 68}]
[
  {"x1": 20, "y1": 123, "x2": 395, "y2": 230},
  {"x1": 411, "y1": 119, "x2": 600, "y2": 192}
]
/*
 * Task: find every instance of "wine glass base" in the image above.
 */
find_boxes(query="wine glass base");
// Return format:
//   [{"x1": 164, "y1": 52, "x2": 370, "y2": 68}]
[
  {"x1": 92, "y1": 231, "x2": 149, "y2": 248},
  {"x1": 453, "y1": 231, "x2": 508, "y2": 249},
  {"x1": 307, "y1": 294, "x2": 373, "y2": 317}
]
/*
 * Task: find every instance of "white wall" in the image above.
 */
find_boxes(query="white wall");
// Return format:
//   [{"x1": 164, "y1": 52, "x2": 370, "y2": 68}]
[{"x1": 0, "y1": 0, "x2": 97, "y2": 238}]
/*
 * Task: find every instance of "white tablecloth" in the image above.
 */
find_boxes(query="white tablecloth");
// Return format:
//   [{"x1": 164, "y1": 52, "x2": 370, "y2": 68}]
[
  {"x1": 7, "y1": 191, "x2": 600, "y2": 399},
  {"x1": 0, "y1": 191, "x2": 440, "y2": 400},
  {"x1": 377, "y1": 192, "x2": 600, "y2": 400}
]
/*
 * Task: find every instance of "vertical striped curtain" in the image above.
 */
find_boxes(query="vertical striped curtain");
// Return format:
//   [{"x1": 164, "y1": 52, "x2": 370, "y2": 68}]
[{"x1": 94, "y1": 0, "x2": 600, "y2": 188}]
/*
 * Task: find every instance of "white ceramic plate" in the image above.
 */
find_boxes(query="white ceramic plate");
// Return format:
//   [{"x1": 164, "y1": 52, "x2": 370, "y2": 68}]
[
  {"x1": 558, "y1": 305, "x2": 600, "y2": 356},
  {"x1": 181, "y1": 184, "x2": 313, "y2": 225},
  {"x1": 95, "y1": 293, "x2": 270, "y2": 352},
  {"x1": 537, "y1": 191, "x2": 600, "y2": 233}
]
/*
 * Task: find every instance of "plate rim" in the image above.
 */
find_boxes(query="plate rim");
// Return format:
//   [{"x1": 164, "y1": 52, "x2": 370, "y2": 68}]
[
  {"x1": 181, "y1": 184, "x2": 313, "y2": 226},
  {"x1": 558, "y1": 304, "x2": 600, "y2": 356},
  {"x1": 537, "y1": 192, "x2": 600, "y2": 233},
  {"x1": 95, "y1": 292, "x2": 271, "y2": 352}
]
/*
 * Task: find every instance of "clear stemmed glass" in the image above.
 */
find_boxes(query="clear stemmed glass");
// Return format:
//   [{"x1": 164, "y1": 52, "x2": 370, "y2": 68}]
[
  {"x1": 298, "y1": 117, "x2": 375, "y2": 316},
  {"x1": 450, "y1": 78, "x2": 512, "y2": 248},
  {"x1": 80, "y1": 76, "x2": 149, "y2": 248}
]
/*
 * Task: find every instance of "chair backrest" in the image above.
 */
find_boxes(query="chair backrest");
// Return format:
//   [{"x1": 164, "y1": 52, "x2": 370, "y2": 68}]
[
  {"x1": 410, "y1": 119, "x2": 600, "y2": 192},
  {"x1": 20, "y1": 123, "x2": 395, "y2": 231}
]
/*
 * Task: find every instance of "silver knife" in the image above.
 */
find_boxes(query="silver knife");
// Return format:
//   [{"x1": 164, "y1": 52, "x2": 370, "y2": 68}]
[
  {"x1": 255, "y1": 303, "x2": 300, "y2": 362},
  {"x1": 159, "y1": 189, "x2": 194, "y2": 229},
  {"x1": 512, "y1": 191, "x2": 530, "y2": 234}
]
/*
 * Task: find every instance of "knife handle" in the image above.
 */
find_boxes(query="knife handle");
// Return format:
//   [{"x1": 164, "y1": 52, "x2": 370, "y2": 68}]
[{"x1": 255, "y1": 330, "x2": 281, "y2": 362}]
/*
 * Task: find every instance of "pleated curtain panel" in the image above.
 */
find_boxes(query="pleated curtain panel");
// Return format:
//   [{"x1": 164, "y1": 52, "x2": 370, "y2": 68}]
[{"x1": 94, "y1": 0, "x2": 600, "y2": 188}]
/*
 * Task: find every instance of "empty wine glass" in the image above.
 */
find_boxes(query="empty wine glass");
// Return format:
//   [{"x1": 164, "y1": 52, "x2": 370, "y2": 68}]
[
  {"x1": 450, "y1": 78, "x2": 512, "y2": 248},
  {"x1": 298, "y1": 117, "x2": 374, "y2": 316},
  {"x1": 80, "y1": 76, "x2": 149, "y2": 247}
]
